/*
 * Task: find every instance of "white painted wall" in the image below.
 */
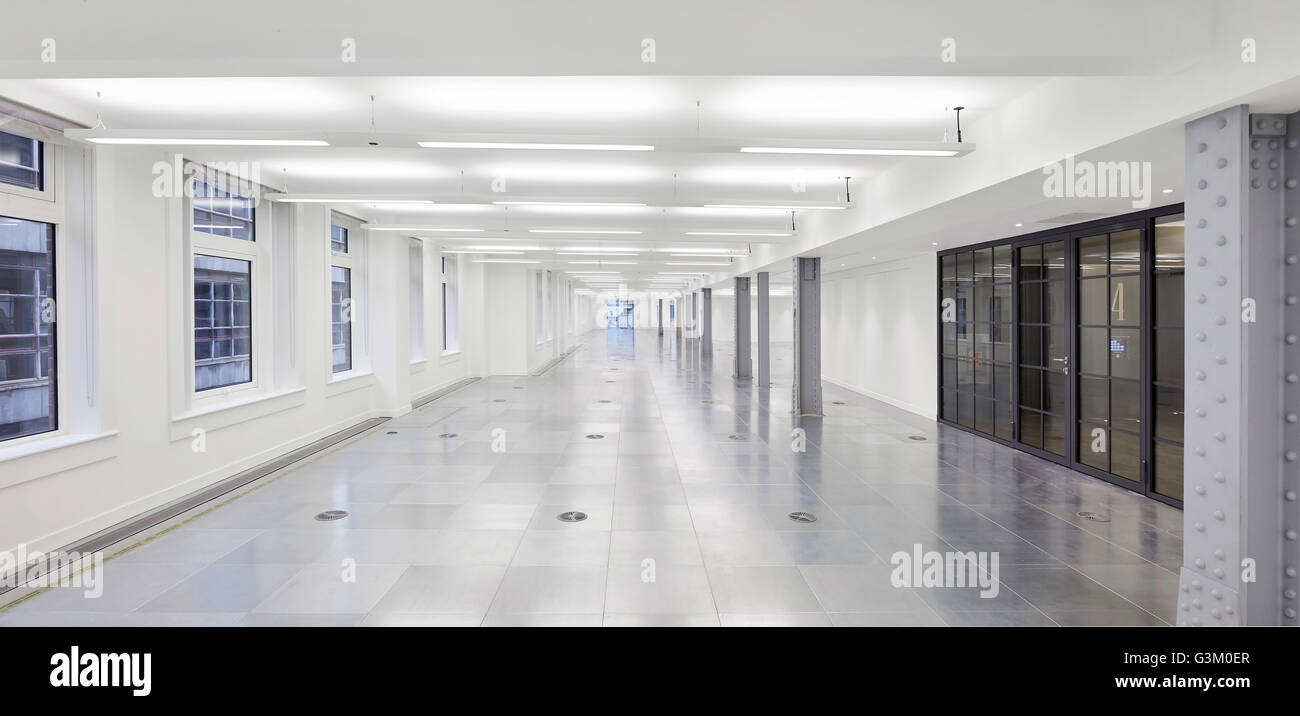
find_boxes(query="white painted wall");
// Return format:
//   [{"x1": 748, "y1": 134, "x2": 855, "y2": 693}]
[
  {"x1": 0, "y1": 144, "x2": 488, "y2": 564},
  {"x1": 711, "y1": 294, "x2": 794, "y2": 346},
  {"x1": 820, "y1": 253, "x2": 937, "y2": 418}
]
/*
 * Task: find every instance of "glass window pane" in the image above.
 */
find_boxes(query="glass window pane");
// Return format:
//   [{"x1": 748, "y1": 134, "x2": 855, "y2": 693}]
[
  {"x1": 942, "y1": 357, "x2": 957, "y2": 390},
  {"x1": 193, "y1": 180, "x2": 255, "y2": 241},
  {"x1": 1043, "y1": 413, "x2": 1066, "y2": 456},
  {"x1": 958, "y1": 391, "x2": 975, "y2": 428},
  {"x1": 1155, "y1": 273, "x2": 1184, "y2": 327},
  {"x1": 1019, "y1": 409, "x2": 1042, "y2": 449},
  {"x1": 1019, "y1": 326, "x2": 1043, "y2": 367},
  {"x1": 1155, "y1": 328, "x2": 1184, "y2": 385},
  {"x1": 942, "y1": 388, "x2": 957, "y2": 421},
  {"x1": 974, "y1": 325, "x2": 992, "y2": 362},
  {"x1": 1111, "y1": 380, "x2": 1141, "y2": 432},
  {"x1": 1154, "y1": 439, "x2": 1184, "y2": 500},
  {"x1": 1110, "y1": 275, "x2": 1140, "y2": 326},
  {"x1": 1111, "y1": 429, "x2": 1140, "y2": 481},
  {"x1": 956, "y1": 322, "x2": 972, "y2": 357},
  {"x1": 0, "y1": 216, "x2": 56, "y2": 441},
  {"x1": 1079, "y1": 234, "x2": 1108, "y2": 277},
  {"x1": 975, "y1": 397, "x2": 995, "y2": 435},
  {"x1": 973, "y1": 248, "x2": 992, "y2": 323},
  {"x1": 331, "y1": 266, "x2": 353, "y2": 373},
  {"x1": 995, "y1": 400, "x2": 1013, "y2": 440},
  {"x1": 331, "y1": 224, "x2": 349, "y2": 253},
  {"x1": 1018, "y1": 245, "x2": 1042, "y2": 281},
  {"x1": 993, "y1": 245, "x2": 1012, "y2": 281},
  {"x1": 1019, "y1": 283, "x2": 1042, "y2": 324},
  {"x1": 993, "y1": 324, "x2": 1012, "y2": 362},
  {"x1": 1044, "y1": 241, "x2": 1066, "y2": 282},
  {"x1": 1044, "y1": 370, "x2": 1066, "y2": 415},
  {"x1": 1109, "y1": 230, "x2": 1141, "y2": 273},
  {"x1": 193, "y1": 254, "x2": 251, "y2": 391},
  {"x1": 1046, "y1": 326, "x2": 1066, "y2": 365},
  {"x1": 1155, "y1": 386, "x2": 1184, "y2": 443},
  {"x1": 1019, "y1": 368, "x2": 1042, "y2": 409},
  {"x1": 1155, "y1": 215, "x2": 1185, "y2": 270},
  {"x1": 1110, "y1": 326, "x2": 1142, "y2": 380},
  {"x1": 1080, "y1": 277, "x2": 1107, "y2": 325},
  {"x1": 1079, "y1": 327, "x2": 1108, "y2": 376},
  {"x1": 957, "y1": 358, "x2": 974, "y2": 393},
  {"x1": 942, "y1": 321, "x2": 957, "y2": 355},
  {"x1": 0, "y1": 131, "x2": 42, "y2": 191},
  {"x1": 1079, "y1": 376, "x2": 1108, "y2": 425},
  {"x1": 1079, "y1": 425, "x2": 1108, "y2": 471},
  {"x1": 1046, "y1": 280, "x2": 1066, "y2": 325}
]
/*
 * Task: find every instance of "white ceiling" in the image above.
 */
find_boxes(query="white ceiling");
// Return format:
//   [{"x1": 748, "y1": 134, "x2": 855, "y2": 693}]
[{"x1": 16, "y1": 75, "x2": 1047, "y2": 289}]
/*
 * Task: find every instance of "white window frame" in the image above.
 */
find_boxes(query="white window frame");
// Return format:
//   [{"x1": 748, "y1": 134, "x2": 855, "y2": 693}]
[
  {"x1": 185, "y1": 166, "x2": 272, "y2": 406},
  {"x1": 441, "y1": 255, "x2": 459, "y2": 356},
  {"x1": 409, "y1": 237, "x2": 425, "y2": 364},
  {"x1": 326, "y1": 211, "x2": 369, "y2": 379},
  {"x1": 0, "y1": 126, "x2": 55, "y2": 204}
]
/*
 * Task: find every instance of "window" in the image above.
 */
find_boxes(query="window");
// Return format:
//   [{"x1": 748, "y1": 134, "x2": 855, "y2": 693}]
[
  {"x1": 409, "y1": 239, "x2": 424, "y2": 362},
  {"x1": 0, "y1": 216, "x2": 56, "y2": 441},
  {"x1": 442, "y1": 256, "x2": 459, "y2": 353},
  {"x1": 193, "y1": 255, "x2": 252, "y2": 391},
  {"x1": 535, "y1": 270, "x2": 544, "y2": 344},
  {"x1": 938, "y1": 204, "x2": 1185, "y2": 507},
  {"x1": 331, "y1": 225, "x2": 349, "y2": 253},
  {"x1": 545, "y1": 270, "x2": 554, "y2": 341},
  {"x1": 193, "y1": 180, "x2": 254, "y2": 241},
  {"x1": 189, "y1": 170, "x2": 263, "y2": 396},
  {"x1": 331, "y1": 266, "x2": 353, "y2": 373},
  {"x1": 0, "y1": 131, "x2": 42, "y2": 192}
]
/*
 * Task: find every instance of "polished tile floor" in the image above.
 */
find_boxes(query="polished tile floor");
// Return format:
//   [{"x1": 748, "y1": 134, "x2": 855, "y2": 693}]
[{"x1": 0, "y1": 329, "x2": 1182, "y2": 626}]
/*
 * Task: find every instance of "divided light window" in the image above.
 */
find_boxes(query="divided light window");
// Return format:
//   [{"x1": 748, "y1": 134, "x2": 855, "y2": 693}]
[
  {"x1": 0, "y1": 131, "x2": 43, "y2": 191},
  {"x1": 0, "y1": 216, "x2": 56, "y2": 441},
  {"x1": 193, "y1": 255, "x2": 252, "y2": 391},
  {"x1": 331, "y1": 224, "x2": 349, "y2": 253},
  {"x1": 331, "y1": 266, "x2": 353, "y2": 373},
  {"x1": 193, "y1": 181, "x2": 254, "y2": 241}
]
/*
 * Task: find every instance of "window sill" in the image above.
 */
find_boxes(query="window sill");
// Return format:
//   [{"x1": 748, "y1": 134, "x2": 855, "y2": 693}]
[
  {"x1": 0, "y1": 430, "x2": 120, "y2": 490},
  {"x1": 410, "y1": 358, "x2": 428, "y2": 374},
  {"x1": 439, "y1": 351, "x2": 462, "y2": 366},
  {"x1": 169, "y1": 386, "x2": 307, "y2": 442},
  {"x1": 325, "y1": 370, "x2": 375, "y2": 398}
]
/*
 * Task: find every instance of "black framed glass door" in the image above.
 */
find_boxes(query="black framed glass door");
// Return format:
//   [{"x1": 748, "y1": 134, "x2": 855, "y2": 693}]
[{"x1": 937, "y1": 204, "x2": 1185, "y2": 508}]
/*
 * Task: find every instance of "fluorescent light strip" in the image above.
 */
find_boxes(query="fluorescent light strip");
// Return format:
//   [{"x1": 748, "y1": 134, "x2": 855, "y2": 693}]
[
  {"x1": 684, "y1": 231, "x2": 792, "y2": 237},
  {"x1": 564, "y1": 271, "x2": 621, "y2": 274},
  {"x1": 703, "y1": 204, "x2": 846, "y2": 211},
  {"x1": 670, "y1": 254, "x2": 736, "y2": 258},
  {"x1": 528, "y1": 229, "x2": 642, "y2": 235},
  {"x1": 419, "y1": 141, "x2": 653, "y2": 151},
  {"x1": 739, "y1": 146, "x2": 958, "y2": 157},
  {"x1": 655, "y1": 272, "x2": 709, "y2": 275},
  {"x1": 568, "y1": 261, "x2": 637, "y2": 265},
  {"x1": 471, "y1": 259, "x2": 541, "y2": 264},
  {"x1": 441, "y1": 250, "x2": 525, "y2": 255},
  {"x1": 277, "y1": 198, "x2": 433, "y2": 204},
  {"x1": 370, "y1": 227, "x2": 484, "y2": 232},
  {"x1": 655, "y1": 248, "x2": 734, "y2": 254},
  {"x1": 557, "y1": 252, "x2": 640, "y2": 257},
  {"x1": 452, "y1": 245, "x2": 547, "y2": 251},
  {"x1": 664, "y1": 261, "x2": 730, "y2": 266},
  {"x1": 85, "y1": 137, "x2": 329, "y2": 146},
  {"x1": 493, "y1": 201, "x2": 646, "y2": 207}
]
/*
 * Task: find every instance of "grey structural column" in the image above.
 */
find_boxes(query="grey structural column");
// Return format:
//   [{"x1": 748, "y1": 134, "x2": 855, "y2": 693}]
[
  {"x1": 757, "y1": 271, "x2": 770, "y2": 387},
  {"x1": 701, "y1": 288, "x2": 713, "y2": 356},
  {"x1": 1180, "y1": 105, "x2": 1299, "y2": 626},
  {"x1": 657, "y1": 298, "x2": 663, "y2": 336},
  {"x1": 792, "y1": 257, "x2": 822, "y2": 415},
  {"x1": 734, "y1": 276, "x2": 752, "y2": 379}
]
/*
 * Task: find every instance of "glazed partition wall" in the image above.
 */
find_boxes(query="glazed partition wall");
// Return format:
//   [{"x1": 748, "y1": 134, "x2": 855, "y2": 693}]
[{"x1": 937, "y1": 205, "x2": 1185, "y2": 507}]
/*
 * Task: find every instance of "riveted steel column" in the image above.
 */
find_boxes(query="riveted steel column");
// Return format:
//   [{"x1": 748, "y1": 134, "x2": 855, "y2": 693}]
[
  {"x1": 1180, "y1": 105, "x2": 1297, "y2": 626},
  {"x1": 792, "y1": 257, "x2": 822, "y2": 415},
  {"x1": 757, "y1": 271, "x2": 771, "y2": 388},
  {"x1": 734, "y1": 276, "x2": 752, "y2": 379},
  {"x1": 701, "y1": 288, "x2": 713, "y2": 357},
  {"x1": 657, "y1": 298, "x2": 663, "y2": 336}
]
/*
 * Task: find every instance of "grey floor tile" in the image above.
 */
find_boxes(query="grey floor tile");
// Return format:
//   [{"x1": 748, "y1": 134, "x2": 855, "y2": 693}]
[
  {"x1": 251, "y1": 564, "x2": 406, "y2": 614},
  {"x1": 513, "y1": 530, "x2": 611, "y2": 566},
  {"x1": 369, "y1": 566, "x2": 506, "y2": 615},
  {"x1": 604, "y1": 565, "x2": 715, "y2": 614},
  {"x1": 707, "y1": 566, "x2": 822, "y2": 613},
  {"x1": 486, "y1": 565, "x2": 607, "y2": 615}
]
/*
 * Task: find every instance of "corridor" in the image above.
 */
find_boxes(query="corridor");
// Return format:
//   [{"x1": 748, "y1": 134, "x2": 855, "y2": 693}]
[{"x1": 0, "y1": 330, "x2": 1181, "y2": 627}]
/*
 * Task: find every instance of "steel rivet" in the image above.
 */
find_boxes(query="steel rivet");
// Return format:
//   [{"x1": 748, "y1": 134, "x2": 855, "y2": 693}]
[
  {"x1": 1214, "y1": 471, "x2": 1226, "y2": 483},
  {"x1": 1194, "y1": 521, "x2": 1206, "y2": 531},
  {"x1": 1195, "y1": 485, "x2": 1207, "y2": 495},
  {"x1": 1214, "y1": 510, "x2": 1225, "y2": 521},
  {"x1": 1214, "y1": 432, "x2": 1226, "y2": 441},
  {"x1": 1197, "y1": 179, "x2": 1208, "y2": 189},
  {"x1": 1287, "y1": 452, "x2": 1298, "y2": 462},
  {"x1": 1195, "y1": 331, "x2": 1206, "y2": 342},
  {"x1": 1195, "y1": 559, "x2": 1206, "y2": 569}
]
